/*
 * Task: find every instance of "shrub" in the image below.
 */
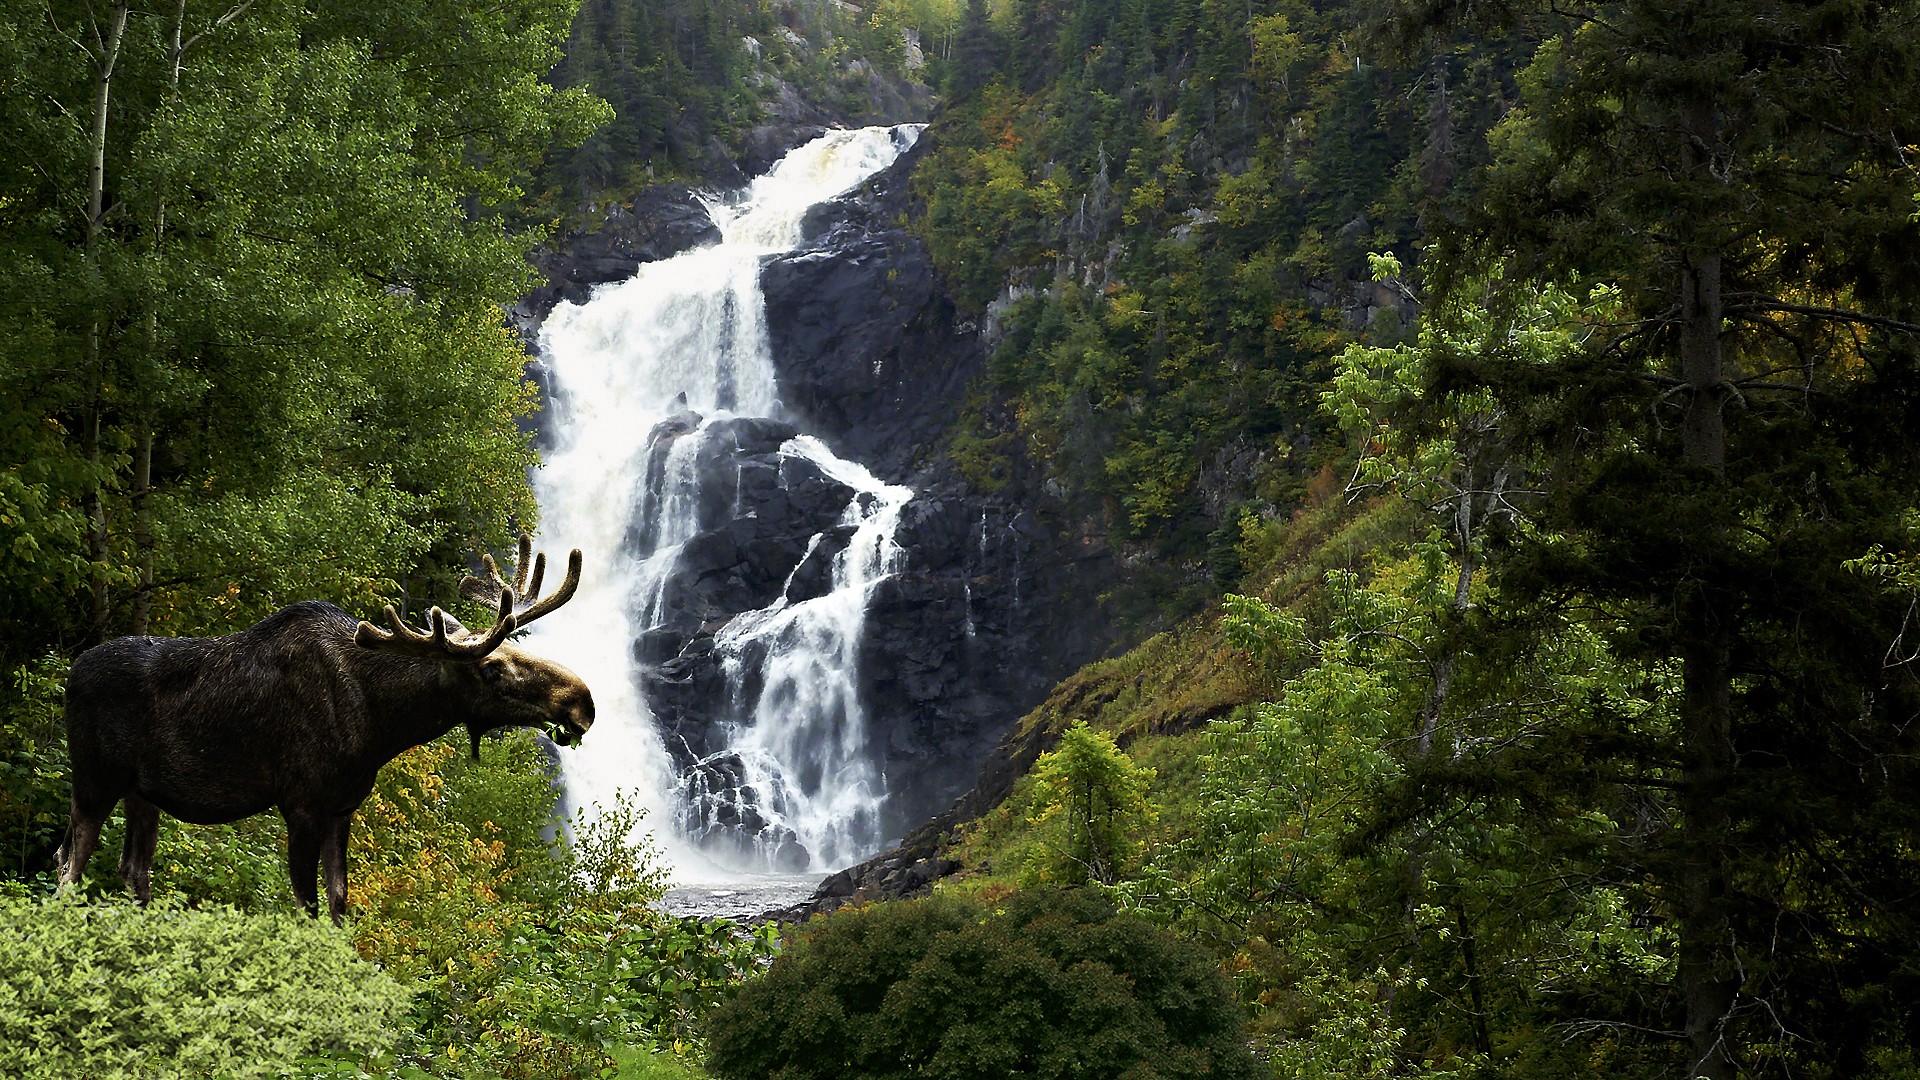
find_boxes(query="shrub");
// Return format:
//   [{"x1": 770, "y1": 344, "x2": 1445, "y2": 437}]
[
  {"x1": 346, "y1": 736, "x2": 773, "y2": 1074},
  {"x1": 705, "y1": 888, "x2": 1261, "y2": 1080},
  {"x1": 0, "y1": 655, "x2": 70, "y2": 882},
  {"x1": 0, "y1": 887, "x2": 408, "y2": 1078}
]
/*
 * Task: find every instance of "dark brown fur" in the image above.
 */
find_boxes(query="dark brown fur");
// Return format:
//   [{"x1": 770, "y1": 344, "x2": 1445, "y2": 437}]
[{"x1": 57, "y1": 599, "x2": 593, "y2": 920}]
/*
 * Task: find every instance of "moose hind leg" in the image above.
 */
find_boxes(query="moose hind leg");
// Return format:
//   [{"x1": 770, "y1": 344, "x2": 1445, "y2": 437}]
[
  {"x1": 118, "y1": 794, "x2": 161, "y2": 905},
  {"x1": 283, "y1": 809, "x2": 323, "y2": 918},
  {"x1": 57, "y1": 790, "x2": 117, "y2": 889},
  {"x1": 320, "y1": 814, "x2": 352, "y2": 924}
]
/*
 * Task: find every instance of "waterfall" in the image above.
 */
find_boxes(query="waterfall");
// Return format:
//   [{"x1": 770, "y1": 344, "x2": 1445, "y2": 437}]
[{"x1": 522, "y1": 125, "x2": 923, "y2": 881}]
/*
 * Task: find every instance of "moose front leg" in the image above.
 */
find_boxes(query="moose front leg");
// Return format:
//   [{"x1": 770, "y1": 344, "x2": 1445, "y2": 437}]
[
  {"x1": 319, "y1": 813, "x2": 352, "y2": 924},
  {"x1": 283, "y1": 808, "x2": 323, "y2": 918}
]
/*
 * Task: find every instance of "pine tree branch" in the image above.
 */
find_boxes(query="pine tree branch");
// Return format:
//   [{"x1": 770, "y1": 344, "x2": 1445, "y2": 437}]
[{"x1": 1723, "y1": 298, "x2": 1920, "y2": 336}]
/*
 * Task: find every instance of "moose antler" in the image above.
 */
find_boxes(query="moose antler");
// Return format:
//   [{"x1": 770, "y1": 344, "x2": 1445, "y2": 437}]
[
  {"x1": 355, "y1": 590, "x2": 517, "y2": 660},
  {"x1": 458, "y1": 534, "x2": 582, "y2": 629}
]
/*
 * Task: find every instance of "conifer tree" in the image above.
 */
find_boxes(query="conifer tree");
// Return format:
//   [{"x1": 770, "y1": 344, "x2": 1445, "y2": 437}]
[
  {"x1": 944, "y1": 0, "x2": 1001, "y2": 101},
  {"x1": 1400, "y1": 1, "x2": 1920, "y2": 1073}
]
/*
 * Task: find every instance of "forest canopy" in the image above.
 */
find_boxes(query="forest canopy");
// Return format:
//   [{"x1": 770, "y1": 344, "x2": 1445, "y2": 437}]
[
  {"x1": 0, "y1": 0, "x2": 605, "y2": 665},
  {"x1": 910, "y1": 1, "x2": 1920, "y2": 1078}
]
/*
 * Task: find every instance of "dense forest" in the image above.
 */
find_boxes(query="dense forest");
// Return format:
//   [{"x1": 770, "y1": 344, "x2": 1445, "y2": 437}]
[{"x1": 4, "y1": 0, "x2": 1919, "y2": 1077}]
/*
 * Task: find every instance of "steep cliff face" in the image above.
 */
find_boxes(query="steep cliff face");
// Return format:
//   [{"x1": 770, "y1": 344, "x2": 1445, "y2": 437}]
[
  {"x1": 522, "y1": 134, "x2": 1117, "y2": 860},
  {"x1": 761, "y1": 145, "x2": 974, "y2": 478},
  {"x1": 756, "y1": 145, "x2": 1117, "y2": 837}
]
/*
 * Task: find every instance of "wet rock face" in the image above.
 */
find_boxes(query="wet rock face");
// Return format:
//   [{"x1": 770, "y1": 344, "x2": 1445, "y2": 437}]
[
  {"x1": 854, "y1": 485, "x2": 1114, "y2": 834},
  {"x1": 626, "y1": 413, "x2": 856, "y2": 623},
  {"x1": 761, "y1": 141, "x2": 977, "y2": 479},
  {"x1": 744, "y1": 143, "x2": 1119, "y2": 839},
  {"x1": 641, "y1": 465, "x2": 1102, "y2": 848},
  {"x1": 680, "y1": 751, "x2": 812, "y2": 873},
  {"x1": 631, "y1": 412, "x2": 867, "y2": 775},
  {"x1": 513, "y1": 186, "x2": 723, "y2": 344}
]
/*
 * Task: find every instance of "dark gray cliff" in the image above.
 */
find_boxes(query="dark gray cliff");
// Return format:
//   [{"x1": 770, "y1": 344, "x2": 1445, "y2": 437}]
[
  {"x1": 761, "y1": 142, "x2": 975, "y2": 480},
  {"x1": 754, "y1": 142, "x2": 1117, "y2": 837}
]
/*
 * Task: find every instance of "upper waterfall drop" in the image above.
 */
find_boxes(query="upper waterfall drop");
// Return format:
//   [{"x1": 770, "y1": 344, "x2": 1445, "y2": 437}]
[{"x1": 523, "y1": 125, "x2": 924, "y2": 882}]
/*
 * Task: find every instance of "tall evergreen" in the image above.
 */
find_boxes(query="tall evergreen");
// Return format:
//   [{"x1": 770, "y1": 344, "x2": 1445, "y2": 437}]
[
  {"x1": 1404, "y1": 1, "x2": 1920, "y2": 1073},
  {"x1": 943, "y1": 0, "x2": 1001, "y2": 101}
]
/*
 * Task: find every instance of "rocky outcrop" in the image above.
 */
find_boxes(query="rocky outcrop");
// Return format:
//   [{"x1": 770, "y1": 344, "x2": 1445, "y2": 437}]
[
  {"x1": 762, "y1": 138, "x2": 971, "y2": 479},
  {"x1": 634, "y1": 413, "x2": 869, "y2": 771},
  {"x1": 631, "y1": 425, "x2": 1113, "y2": 850},
  {"x1": 512, "y1": 187, "x2": 723, "y2": 343}
]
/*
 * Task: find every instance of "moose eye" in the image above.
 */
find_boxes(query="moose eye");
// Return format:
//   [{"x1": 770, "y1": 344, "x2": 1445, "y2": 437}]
[{"x1": 480, "y1": 660, "x2": 506, "y2": 684}]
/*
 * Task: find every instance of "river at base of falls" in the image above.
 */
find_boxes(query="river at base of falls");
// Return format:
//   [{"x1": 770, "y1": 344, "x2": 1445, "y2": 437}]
[
  {"x1": 526, "y1": 124, "x2": 925, "y2": 904},
  {"x1": 664, "y1": 875, "x2": 822, "y2": 920}
]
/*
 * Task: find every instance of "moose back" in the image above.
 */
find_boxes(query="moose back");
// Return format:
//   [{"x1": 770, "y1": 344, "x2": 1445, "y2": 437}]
[{"x1": 57, "y1": 538, "x2": 595, "y2": 921}]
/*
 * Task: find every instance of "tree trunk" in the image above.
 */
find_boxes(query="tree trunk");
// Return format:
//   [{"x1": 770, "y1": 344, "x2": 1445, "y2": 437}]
[
  {"x1": 130, "y1": 429, "x2": 154, "y2": 635},
  {"x1": 1676, "y1": 245, "x2": 1740, "y2": 1080},
  {"x1": 82, "y1": 0, "x2": 132, "y2": 644}
]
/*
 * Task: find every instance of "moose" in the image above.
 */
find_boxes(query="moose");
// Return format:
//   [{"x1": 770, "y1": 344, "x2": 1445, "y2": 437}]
[{"x1": 56, "y1": 537, "x2": 595, "y2": 921}]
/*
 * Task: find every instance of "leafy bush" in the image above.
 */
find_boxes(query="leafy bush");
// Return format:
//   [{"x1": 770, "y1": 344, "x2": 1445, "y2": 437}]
[
  {"x1": 344, "y1": 735, "x2": 775, "y2": 1076},
  {"x1": 705, "y1": 888, "x2": 1260, "y2": 1080},
  {"x1": 0, "y1": 887, "x2": 407, "y2": 1078},
  {"x1": 0, "y1": 655, "x2": 69, "y2": 882}
]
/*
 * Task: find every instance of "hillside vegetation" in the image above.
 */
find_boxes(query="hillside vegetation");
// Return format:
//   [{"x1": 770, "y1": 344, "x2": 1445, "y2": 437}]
[{"x1": 892, "y1": 1, "x2": 1920, "y2": 1076}]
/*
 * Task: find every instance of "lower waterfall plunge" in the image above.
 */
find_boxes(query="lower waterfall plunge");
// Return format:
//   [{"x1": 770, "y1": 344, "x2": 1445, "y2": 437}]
[{"x1": 521, "y1": 126, "x2": 923, "y2": 886}]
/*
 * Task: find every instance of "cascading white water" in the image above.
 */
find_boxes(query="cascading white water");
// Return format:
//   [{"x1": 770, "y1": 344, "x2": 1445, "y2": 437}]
[
  {"x1": 523, "y1": 125, "x2": 922, "y2": 883},
  {"x1": 706, "y1": 441, "x2": 912, "y2": 868}
]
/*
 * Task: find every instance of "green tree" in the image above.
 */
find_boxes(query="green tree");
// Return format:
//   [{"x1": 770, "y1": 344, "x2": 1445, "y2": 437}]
[
  {"x1": 706, "y1": 888, "x2": 1260, "y2": 1080},
  {"x1": 1175, "y1": 282, "x2": 1663, "y2": 1074},
  {"x1": 1394, "y1": 0, "x2": 1920, "y2": 1073},
  {"x1": 0, "y1": 0, "x2": 604, "y2": 691},
  {"x1": 1019, "y1": 719, "x2": 1154, "y2": 886},
  {"x1": 942, "y1": 0, "x2": 1000, "y2": 101}
]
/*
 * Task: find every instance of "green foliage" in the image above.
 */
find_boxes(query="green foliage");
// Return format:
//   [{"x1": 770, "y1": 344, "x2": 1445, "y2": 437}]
[
  {"x1": 0, "y1": 0, "x2": 598, "y2": 673},
  {"x1": 545, "y1": 0, "x2": 947, "y2": 207},
  {"x1": 1398, "y1": 0, "x2": 1920, "y2": 1072},
  {"x1": 548, "y1": 0, "x2": 768, "y2": 196},
  {"x1": 608, "y1": 1046, "x2": 718, "y2": 1080},
  {"x1": 345, "y1": 735, "x2": 774, "y2": 1076},
  {"x1": 51, "y1": 726, "x2": 769, "y2": 1079},
  {"x1": 1017, "y1": 720, "x2": 1154, "y2": 886},
  {"x1": 705, "y1": 888, "x2": 1259, "y2": 1080},
  {"x1": 0, "y1": 888, "x2": 408, "y2": 1078},
  {"x1": 913, "y1": 0, "x2": 1533, "y2": 557},
  {"x1": 0, "y1": 655, "x2": 69, "y2": 881},
  {"x1": 92, "y1": 813, "x2": 291, "y2": 912}
]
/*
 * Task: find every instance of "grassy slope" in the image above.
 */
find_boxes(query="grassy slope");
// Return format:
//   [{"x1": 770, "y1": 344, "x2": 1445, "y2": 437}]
[{"x1": 938, "y1": 491, "x2": 1405, "y2": 893}]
